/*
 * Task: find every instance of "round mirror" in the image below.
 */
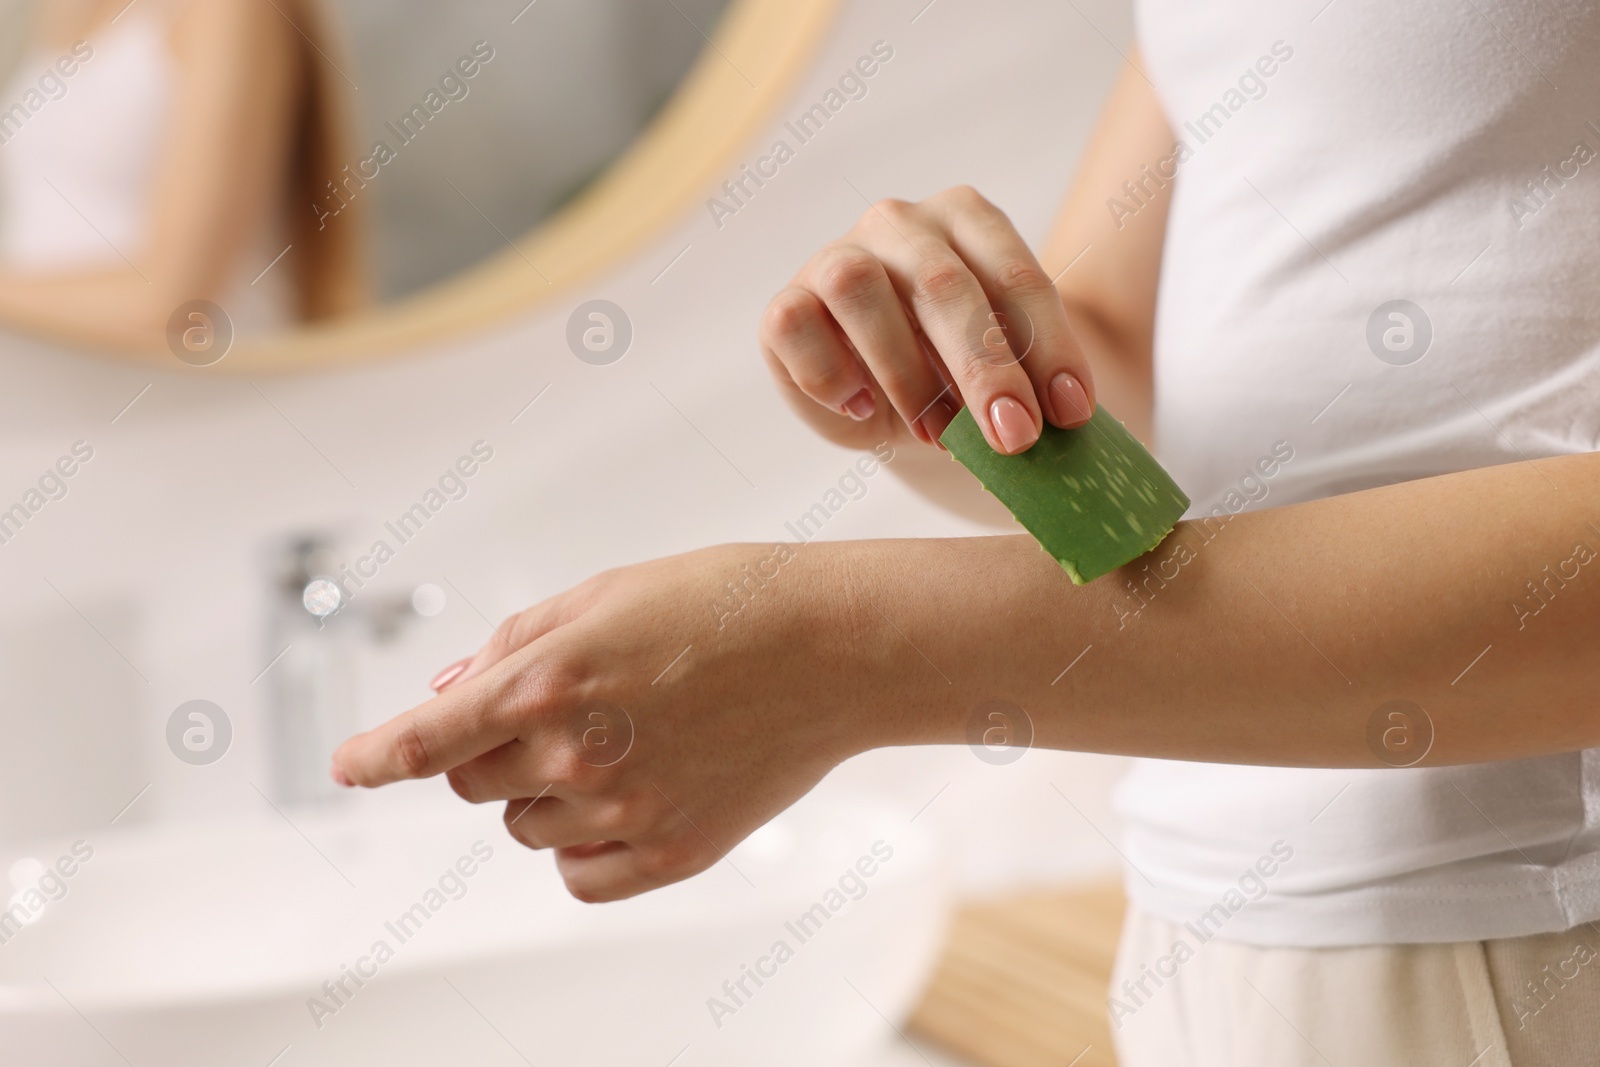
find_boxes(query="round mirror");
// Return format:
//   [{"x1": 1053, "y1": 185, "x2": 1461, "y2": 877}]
[{"x1": 0, "y1": 0, "x2": 838, "y2": 370}]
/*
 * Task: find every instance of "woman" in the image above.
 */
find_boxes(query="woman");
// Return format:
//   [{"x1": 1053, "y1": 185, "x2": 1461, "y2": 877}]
[
  {"x1": 333, "y1": 4, "x2": 1600, "y2": 1063},
  {"x1": 0, "y1": 0, "x2": 365, "y2": 350}
]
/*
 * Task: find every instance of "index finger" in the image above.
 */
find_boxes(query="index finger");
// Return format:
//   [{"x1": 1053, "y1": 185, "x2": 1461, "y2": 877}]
[
  {"x1": 929, "y1": 190, "x2": 1097, "y2": 429},
  {"x1": 854, "y1": 200, "x2": 1043, "y2": 455},
  {"x1": 332, "y1": 655, "x2": 528, "y2": 787}
]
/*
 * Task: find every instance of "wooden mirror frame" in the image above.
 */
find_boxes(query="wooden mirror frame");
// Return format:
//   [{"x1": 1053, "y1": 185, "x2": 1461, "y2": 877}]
[{"x1": 5, "y1": 0, "x2": 841, "y2": 374}]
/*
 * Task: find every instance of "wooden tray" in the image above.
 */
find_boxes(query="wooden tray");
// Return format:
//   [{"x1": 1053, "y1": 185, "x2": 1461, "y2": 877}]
[{"x1": 908, "y1": 883, "x2": 1126, "y2": 1067}]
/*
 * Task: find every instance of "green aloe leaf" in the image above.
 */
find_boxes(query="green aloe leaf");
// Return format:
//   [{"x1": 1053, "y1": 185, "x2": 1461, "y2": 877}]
[{"x1": 940, "y1": 405, "x2": 1190, "y2": 584}]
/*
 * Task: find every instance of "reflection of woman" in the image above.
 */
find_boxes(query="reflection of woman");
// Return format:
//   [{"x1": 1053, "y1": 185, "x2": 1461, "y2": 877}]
[{"x1": 0, "y1": 0, "x2": 366, "y2": 349}]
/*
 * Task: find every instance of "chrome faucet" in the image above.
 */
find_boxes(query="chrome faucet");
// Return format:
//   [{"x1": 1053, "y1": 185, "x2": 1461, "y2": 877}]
[
  {"x1": 264, "y1": 536, "x2": 357, "y2": 805},
  {"x1": 263, "y1": 535, "x2": 420, "y2": 805}
]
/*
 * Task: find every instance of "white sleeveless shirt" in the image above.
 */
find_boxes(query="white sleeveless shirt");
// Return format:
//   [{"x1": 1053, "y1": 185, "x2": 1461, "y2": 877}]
[
  {"x1": 1119, "y1": 0, "x2": 1600, "y2": 945},
  {"x1": 0, "y1": 11, "x2": 290, "y2": 331}
]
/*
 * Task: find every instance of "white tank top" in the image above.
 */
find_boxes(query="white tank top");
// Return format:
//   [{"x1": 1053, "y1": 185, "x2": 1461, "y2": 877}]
[
  {"x1": 1120, "y1": 0, "x2": 1600, "y2": 945},
  {"x1": 0, "y1": 11, "x2": 290, "y2": 332}
]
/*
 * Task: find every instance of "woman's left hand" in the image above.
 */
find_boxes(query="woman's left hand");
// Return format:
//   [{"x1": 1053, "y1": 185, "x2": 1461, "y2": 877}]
[{"x1": 330, "y1": 542, "x2": 900, "y2": 902}]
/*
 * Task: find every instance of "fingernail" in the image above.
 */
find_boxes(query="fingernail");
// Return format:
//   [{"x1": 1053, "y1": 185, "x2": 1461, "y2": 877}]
[
  {"x1": 1050, "y1": 372, "x2": 1092, "y2": 426},
  {"x1": 842, "y1": 388, "x2": 875, "y2": 421},
  {"x1": 329, "y1": 762, "x2": 353, "y2": 788},
  {"x1": 989, "y1": 396, "x2": 1037, "y2": 453},
  {"x1": 430, "y1": 656, "x2": 472, "y2": 692},
  {"x1": 918, "y1": 396, "x2": 959, "y2": 445}
]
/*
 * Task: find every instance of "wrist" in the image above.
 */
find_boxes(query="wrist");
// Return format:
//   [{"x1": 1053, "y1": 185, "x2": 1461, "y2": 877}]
[
  {"x1": 797, "y1": 535, "x2": 1066, "y2": 755},
  {"x1": 782, "y1": 538, "x2": 935, "y2": 758}
]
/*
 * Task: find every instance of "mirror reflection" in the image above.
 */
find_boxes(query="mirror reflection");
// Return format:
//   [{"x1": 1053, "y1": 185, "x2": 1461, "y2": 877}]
[{"x1": 0, "y1": 0, "x2": 732, "y2": 348}]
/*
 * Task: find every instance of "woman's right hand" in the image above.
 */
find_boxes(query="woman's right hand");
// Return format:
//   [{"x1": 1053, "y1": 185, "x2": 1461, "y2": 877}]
[{"x1": 758, "y1": 185, "x2": 1097, "y2": 455}]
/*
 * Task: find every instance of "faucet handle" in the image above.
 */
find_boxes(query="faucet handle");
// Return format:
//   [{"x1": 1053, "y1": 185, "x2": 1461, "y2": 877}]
[{"x1": 298, "y1": 575, "x2": 443, "y2": 644}]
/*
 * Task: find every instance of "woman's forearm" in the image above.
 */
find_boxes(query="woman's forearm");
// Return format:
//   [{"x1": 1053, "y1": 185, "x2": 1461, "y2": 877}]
[
  {"x1": 0, "y1": 268, "x2": 176, "y2": 348},
  {"x1": 829, "y1": 450, "x2": 1600, "y2": 767}
]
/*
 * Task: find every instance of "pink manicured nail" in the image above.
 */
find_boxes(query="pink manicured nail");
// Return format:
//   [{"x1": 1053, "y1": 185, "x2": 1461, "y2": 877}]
[
  {"x1": 989, "y1": 396, "x2": 1038, "y2": 453},
  {"x1": 842, "y1": 388, "x2": 876, "y2": 421},
  {"x1": 329, "y1": 763, "x2": 353, "y2": 788},
  {"x1": 430, "y1": 657, "x2": 472, "y2": 692},
  {"x1": 1050, "y1": 372, "x2": 1092, "y2": 426}
]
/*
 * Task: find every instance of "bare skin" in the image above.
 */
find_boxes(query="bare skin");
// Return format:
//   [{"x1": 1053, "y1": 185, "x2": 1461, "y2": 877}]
[
  {"x1": 332, "y1": 56, "x2": 1600, "y2": 903},
  {"x1": 0, "y1": 0, "x2": 299, "y2": 348}
]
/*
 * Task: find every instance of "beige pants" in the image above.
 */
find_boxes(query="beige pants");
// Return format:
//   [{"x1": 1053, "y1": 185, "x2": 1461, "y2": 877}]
[{"x1": 1111, "y1": 908, "x2": 1600, "y2": 1067}]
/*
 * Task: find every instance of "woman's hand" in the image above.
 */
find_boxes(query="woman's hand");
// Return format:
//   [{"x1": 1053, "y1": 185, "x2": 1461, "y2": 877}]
[
  {"x1": 758, "y1": 185, "x2": 1097, "y2": 455},
  {"x1": 329, "y1": 543, "x2": 905, "y2": 903}
]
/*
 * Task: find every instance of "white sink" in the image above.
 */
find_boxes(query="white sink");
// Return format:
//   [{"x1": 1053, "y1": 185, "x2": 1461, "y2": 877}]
[{"x1": 0, "y1": 789, "x2": 950, "y2": 1066}]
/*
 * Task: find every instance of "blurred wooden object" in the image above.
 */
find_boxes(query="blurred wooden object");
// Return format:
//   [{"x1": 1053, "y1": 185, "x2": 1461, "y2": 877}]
[{"x1": 908, "y1": 883, "x2": 1125, "y2": 1067}]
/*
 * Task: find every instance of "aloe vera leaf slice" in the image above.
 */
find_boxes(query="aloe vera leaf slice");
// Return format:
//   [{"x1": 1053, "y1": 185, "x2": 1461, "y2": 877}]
[{"x1": 939, "y1": 404, "x2": 1190, "y2": 584}]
